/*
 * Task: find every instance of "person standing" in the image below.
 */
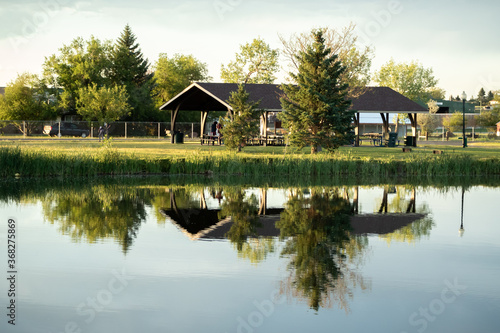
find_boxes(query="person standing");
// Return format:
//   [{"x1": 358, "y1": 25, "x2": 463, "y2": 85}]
[
  {"x1": 98, "y1": 126, "x2": 104, "y2": 142},
  {"x1": 211, "y1": 121, "x2": 217, "y2": 137}
]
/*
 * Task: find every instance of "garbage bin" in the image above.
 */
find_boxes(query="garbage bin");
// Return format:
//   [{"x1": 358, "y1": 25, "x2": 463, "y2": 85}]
[
  {"x1": 387, "y1": 132, "x2": 398, "y2": 147},
  {"x1": 404, "y1": 136, "x2": 416, "y2": 147},
  {"x1": 174, "y1": 131, "x2": 184, "y2": 144}
]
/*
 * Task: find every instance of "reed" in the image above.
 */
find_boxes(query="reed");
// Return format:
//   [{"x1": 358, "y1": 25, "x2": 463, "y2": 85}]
[{"x1": 1, "y1": 146, "x2": 499, "y2": 178}]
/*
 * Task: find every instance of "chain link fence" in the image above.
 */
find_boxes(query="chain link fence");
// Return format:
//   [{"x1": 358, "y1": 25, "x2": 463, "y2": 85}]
[{"x1": 0, "y1": 121, "x2": 201, "y2": 139}]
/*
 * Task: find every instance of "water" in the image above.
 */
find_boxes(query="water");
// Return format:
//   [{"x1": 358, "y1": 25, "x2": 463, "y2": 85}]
[{"x1": 0, "y1": 179, "x2": 499, "y2": 333}]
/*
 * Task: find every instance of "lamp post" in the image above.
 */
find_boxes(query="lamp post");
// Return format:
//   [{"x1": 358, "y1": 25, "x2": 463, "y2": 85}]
[
  {"x1": 461, "y1": 91, "x2": 467, "y2": 148},
  {"x1": 459, "y1": 186, "x2": 465, "y2": 237}
]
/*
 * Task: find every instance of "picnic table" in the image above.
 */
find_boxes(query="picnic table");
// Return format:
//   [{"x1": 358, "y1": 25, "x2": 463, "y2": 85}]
[
  {"x1": 200, "y1": 134, "x2": 221, "y2": 145},
  {"x1": 363, "y1": 133, "x2": 383, "y2": 146}
]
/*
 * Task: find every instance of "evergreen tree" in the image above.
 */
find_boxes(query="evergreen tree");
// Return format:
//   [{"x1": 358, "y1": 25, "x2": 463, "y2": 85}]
[
  {"x1": 478, "y1": 88, "x2": 486, "y2": 103},
  {"x1": 279, "y1": 29, "x2": 354, "y2": 154},
  {"x1": 220, "y1": 84, "x2": 261, "y2": 152},
  {"x1": 487, "y1": 90, "x2": 495, "y2": 102},
  {"x1": 110, "y1": 25, "x2": 156, "y2": 120}
]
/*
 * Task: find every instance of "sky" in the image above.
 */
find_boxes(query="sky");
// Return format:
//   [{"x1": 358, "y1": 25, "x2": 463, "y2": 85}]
[{"x1": 0, "y1": 0, "x2": 499, "y2": 100}]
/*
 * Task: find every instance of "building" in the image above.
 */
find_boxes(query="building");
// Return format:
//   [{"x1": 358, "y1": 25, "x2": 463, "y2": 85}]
[{"x1": 435, "y1": 99, "x2": 476, "y2": 114}]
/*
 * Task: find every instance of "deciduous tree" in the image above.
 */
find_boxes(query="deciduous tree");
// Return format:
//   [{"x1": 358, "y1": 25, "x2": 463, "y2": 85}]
[
  {"x1": 220, "y1": 38, "x2": 279, "y2": 84},
  {"x1": 418, "y1": 100, "x2": 440, "y2": 140},
  {"x1": 442, "y1": 112, "x2": 466, "y2": 133},
  {"x1": 43, "y1": 36, "x2": 113, "y2": 113},
  {"x1": 76, "y1": 83, "x2": 131, "y2": 123},
  {"x1": 373, "y1": 59, "x2": 441, "y2": 104},
  {"x1": 154, "y1": 53, "x2": 211, "y2": 117},
  {"x1": 0, "y1": 73, "x2": 57, "y2": 135}
]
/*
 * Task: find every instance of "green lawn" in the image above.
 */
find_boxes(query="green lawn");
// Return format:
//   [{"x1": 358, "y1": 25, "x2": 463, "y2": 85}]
[{"x1": 1, "y1": 137, "x2": 499, "y2": 160}]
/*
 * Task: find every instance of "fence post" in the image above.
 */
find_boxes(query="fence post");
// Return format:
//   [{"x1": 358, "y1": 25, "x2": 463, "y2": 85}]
[{"x1": 125, "y1": 122, "x2": 127, "y2": 139}]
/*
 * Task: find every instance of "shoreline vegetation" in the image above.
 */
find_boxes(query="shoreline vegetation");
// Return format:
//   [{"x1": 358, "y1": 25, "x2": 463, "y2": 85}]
[{"x1": 1, "y1": 140, "x2": 499, "y2": 178}]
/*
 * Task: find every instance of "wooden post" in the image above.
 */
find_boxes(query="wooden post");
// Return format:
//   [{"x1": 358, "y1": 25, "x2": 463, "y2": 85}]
[
  {"x1": 200, "y1": 111, "x2": 209, "y2": 139},
  {"x1": 263, "y1": 111, "x2": 269, "y2": 146},
  {"x1": 353, "y1": 187, "x2": 359, "y2": 214},
  {"x1": 171, "y1": 104, "x2": 181, "y2": 143},
  {"x1": 354, "y1": 113, "x2": 360, "y2": 146},
  {"x1": 125, "y1": 122, "x2": 127, "y2": 139}
]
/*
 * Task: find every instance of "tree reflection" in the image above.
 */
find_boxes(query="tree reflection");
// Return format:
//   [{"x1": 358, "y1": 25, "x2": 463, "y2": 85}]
[
  {"x1": 219, "y1": 188, "x2": 275, "y2": 263},
  {"x1": 376, "y1": 186, "x2": 435, "y2": 245},
  {"x1": 42, "y1": 185, "x2": 147, "y2": 253},
  {"x1": 277, "y1": 189, "x2": 370, "y2": 312}
]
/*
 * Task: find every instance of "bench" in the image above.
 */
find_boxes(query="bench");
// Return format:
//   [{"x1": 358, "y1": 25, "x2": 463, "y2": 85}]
[{"x1": 200, "y1": 135, "x2": 221, "y2": 145}]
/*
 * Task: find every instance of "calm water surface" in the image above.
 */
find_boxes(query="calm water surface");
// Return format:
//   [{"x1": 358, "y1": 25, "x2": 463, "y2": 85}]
[{"x1": 0, "y1": 179, "x2": 499, "y2": 333}]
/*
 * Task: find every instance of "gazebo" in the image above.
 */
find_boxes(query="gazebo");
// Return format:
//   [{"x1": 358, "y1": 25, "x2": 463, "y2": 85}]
[{"x1": 159, "y1": 82, "x2": 428, "y2": 145}]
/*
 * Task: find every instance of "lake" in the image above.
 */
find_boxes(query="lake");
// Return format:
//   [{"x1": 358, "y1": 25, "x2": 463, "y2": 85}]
[{"x1": 0, "y1": 177, "x2": 499, "y2": 333}]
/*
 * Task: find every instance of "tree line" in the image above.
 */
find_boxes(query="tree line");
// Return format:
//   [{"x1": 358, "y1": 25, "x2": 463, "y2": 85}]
[{"x1": 1, "y1": 23, "x2": 498, "y2": 145}]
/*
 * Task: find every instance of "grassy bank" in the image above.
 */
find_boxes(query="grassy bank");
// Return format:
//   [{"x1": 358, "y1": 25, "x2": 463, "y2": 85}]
[{"x1": 1, "y1": 142, "x2": 499, "y2": 178}]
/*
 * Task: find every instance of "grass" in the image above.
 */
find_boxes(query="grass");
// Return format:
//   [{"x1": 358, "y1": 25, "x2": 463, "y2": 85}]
[{"x1": 1, "y1": 138, "x2": 499, "y2": 178}]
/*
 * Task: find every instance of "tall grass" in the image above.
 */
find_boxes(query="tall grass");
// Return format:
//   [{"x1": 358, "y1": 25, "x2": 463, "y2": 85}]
[{"x1": 1, "y1": 146, "x2": 499, "y2": 178}]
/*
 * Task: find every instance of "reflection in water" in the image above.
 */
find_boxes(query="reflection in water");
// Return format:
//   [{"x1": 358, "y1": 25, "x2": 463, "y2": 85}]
[
  {"x1": 6, "y1": 180, "x2": 437, "y2": 310},
  {"x1": 219, "y1": 188, "x2": 276, "y2": 263},
  {"x1": 41, "y1": 185, "x2": 148, "y2": 253},
  {"x1": 277, "y1": 189, "x2": 370, "y2": 312}
]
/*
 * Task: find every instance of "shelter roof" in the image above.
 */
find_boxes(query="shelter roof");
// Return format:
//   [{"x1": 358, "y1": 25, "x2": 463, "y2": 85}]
[{"x1": 160, "y1": 82, "x2": 428, "y2": 114}]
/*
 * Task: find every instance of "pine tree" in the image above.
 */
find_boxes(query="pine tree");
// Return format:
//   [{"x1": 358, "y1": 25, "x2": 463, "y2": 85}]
[
  {"x1": 279, "y1": 29, "x2": 354, "y2": 154},
  {"x1": 478, "y1": 88, "x2": 486, "y2": 103},
  {"x1": 220, "y1": 84, "x2": 261, "y2": 152},
  {"x1": 111, "y1": 25, "x2": 156, "y2": 120},
  {"x1": 487, "y1": 90, "x2": 494, "y2": 102}
]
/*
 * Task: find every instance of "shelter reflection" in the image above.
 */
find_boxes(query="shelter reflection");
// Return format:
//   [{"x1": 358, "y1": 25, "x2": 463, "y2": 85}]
[{"x1": 160, "y1": 185, "x2": 435, "y2": 311}]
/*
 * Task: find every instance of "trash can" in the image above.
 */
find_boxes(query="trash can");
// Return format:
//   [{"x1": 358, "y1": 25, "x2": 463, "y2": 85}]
[
  {"x1": 174, "y1": 131, "x2": 184, "y2": 144},
  {"x1": 404, "y1": 136, "x2": 416, "y2": 147},
  {"x1": 387, "y1": 132, "x2": 398, "y2": 147}
]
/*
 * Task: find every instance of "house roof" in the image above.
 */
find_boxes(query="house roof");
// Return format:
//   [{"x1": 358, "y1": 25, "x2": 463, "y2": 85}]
[
  {"x1": 350, "y1": 87, "x2": 428, "y2": 113},
  {"x1": 160, "y1": 82, "x2": 283, "y2": 111},
  {"x1": 159, "y1": 83, "x2": 428, "y2": 114},
  {"x1": 160, "y1": 207, "x2": 427, "y2": 241}
]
